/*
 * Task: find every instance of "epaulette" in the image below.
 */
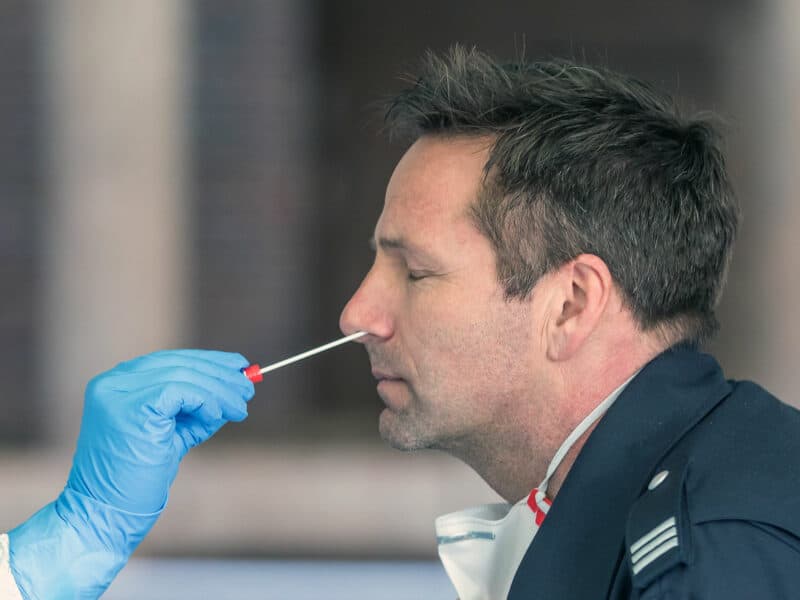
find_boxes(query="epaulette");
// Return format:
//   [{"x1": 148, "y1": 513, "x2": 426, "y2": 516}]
[{"x1": 625, "y1": 449, "x2": 692, "y2": 590}]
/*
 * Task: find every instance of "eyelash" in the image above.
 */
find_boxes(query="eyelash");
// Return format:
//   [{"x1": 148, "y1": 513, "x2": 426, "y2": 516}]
[{"x1": 408, "y1": 271, "x2": 427, "y2": 282}]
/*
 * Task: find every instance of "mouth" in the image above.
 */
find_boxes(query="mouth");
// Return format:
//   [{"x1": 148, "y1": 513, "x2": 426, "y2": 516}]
[
  {"x1": 373, "y1": 371, "x2": 408, "y2": 411},
  {"x1": 371, "y1": 369, "x2": 404, "y2": 383}
]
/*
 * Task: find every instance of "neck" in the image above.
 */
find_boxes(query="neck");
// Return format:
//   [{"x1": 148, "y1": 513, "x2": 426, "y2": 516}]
[
  {"x1": 444, "y1": 428, "x2": 552, "y2": 503},
  {"x1": 450, "y1": 339, "x2": 664, "y2": 504}
]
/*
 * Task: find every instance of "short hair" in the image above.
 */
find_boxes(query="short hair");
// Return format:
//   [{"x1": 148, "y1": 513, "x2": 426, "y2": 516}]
[{"x1": 384, "y1": 46, "x2": 738, "y2": 344}]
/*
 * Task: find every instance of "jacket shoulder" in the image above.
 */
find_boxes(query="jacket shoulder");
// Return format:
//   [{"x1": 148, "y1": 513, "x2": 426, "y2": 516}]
[
  {"x1": 685, "y1": 380, "x2": 800, "y2": 527},
  {"x1": 623, "y1": 380, "x2": 800, "y2": 590}
]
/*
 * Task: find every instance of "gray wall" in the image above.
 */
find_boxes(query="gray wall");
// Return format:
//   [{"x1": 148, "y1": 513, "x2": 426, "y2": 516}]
[{"x1": 0, "y1": 0, "x2": 797, "y2": 557}]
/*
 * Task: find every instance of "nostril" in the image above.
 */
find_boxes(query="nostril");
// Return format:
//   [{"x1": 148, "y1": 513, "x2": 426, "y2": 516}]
[
  {"x1": 339, "y1": 273, "x2": 393, "y2": 341},
  {"x1": 340, "y1": 306, "x2": 388, "y2": 343}
]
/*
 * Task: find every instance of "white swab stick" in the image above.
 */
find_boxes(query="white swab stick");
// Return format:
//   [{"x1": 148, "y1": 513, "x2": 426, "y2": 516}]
[
  {"x1": 242, "y1": 331, "x2": 367, "y2": 382},
  {"x1": 258, "y1": 331, "x2": 367, "y2": 374}
]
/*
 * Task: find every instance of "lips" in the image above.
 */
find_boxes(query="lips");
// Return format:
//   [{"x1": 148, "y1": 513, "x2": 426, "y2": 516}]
[
  {"x1": 372, "y1": 368, "x2": 408, "y2": 411},
  {"x1": 372, "y1": 369, "x2": 404, "y2": 382}
]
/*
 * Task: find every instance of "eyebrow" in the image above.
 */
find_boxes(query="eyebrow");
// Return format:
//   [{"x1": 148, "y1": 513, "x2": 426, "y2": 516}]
[
  {"x1": 368, "y1": 235, "x2": 437, "y2": 261},
  {"x1": 369, "y1": 236, "x2": 403, "y2": 252}
]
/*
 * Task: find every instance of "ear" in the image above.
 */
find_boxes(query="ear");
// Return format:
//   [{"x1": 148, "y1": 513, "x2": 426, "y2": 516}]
[{"x1": 545, "y1": 254, "x2": 613, "y2": 361}]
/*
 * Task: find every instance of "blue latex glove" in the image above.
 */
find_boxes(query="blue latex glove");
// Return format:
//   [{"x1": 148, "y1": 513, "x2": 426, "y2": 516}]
[{"x1": 8, "y1": 349, "x2": 255, "y2": 599}]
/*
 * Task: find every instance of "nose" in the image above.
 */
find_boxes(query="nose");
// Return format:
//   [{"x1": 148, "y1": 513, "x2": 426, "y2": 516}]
[{"x1": 339, "y1": 267, "x2": 394, "y2": 341}]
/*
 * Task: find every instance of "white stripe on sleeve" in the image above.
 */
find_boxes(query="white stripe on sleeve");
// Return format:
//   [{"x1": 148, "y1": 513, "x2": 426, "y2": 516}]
[{"x1": 0, "y1": 534, "x2": 24, "y2": 600}]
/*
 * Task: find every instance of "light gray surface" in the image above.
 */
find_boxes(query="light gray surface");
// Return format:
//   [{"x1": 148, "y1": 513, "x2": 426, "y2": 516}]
[
  {"x1": 0, "y1": 446, "x2": 501, "y2": 557},
  {"x1": 105, "y1": 559, "x2": 455, "y2": 600}
]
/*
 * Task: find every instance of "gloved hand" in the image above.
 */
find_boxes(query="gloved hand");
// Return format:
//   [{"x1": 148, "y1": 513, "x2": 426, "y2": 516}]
[{"x1": 8, "y1": 349, "x2": 254, "y2": 600}]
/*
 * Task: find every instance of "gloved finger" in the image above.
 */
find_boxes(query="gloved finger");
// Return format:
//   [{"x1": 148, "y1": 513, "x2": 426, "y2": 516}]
[
  {"x1": 115, "y1": 349, "x2": 250, "y2": 373},
  {"x1": 144, "y1": 378, "x2": 249, "y2": 423},
  {"x1": 111, "y1": 351, "x2": 254, "y2": 394},
  {"x1": 174, "y1": 414, "x2": 226, "y2": 456},
  {"x1": 170, "y1": 385, "x2": 249, "y2": 424},
  {"x1": 101, "y1": 365, "x2": 255, "y2": 401}
]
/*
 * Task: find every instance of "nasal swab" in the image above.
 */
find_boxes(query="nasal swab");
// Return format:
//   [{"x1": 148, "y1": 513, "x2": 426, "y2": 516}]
[{"x1": 242, "y1": 331, "x2": 367, "y2": 383}]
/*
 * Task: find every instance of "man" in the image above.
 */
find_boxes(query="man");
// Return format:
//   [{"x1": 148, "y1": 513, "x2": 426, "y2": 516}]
[
  {"x1": 339, "y1": 46, "x2": 800, "y2": 598},
  {"x1": 0, "y1": 350, "x2": 254, "y2": 599}
]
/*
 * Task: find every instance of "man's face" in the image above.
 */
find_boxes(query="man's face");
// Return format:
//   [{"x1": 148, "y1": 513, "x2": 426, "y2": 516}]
[{"x1": 339, "y1": 135, "x2": 541, "y2": 452}]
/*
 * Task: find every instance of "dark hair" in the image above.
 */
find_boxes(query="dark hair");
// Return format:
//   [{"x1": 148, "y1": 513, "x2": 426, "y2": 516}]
[{"x1": 384, "y1": 45, "x2": 738, "y2": 344}]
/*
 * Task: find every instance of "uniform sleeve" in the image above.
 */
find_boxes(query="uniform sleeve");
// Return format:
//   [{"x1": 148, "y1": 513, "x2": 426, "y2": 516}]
[
  {"x1": 0, "y1": 534, "x2": 24, "y2": 600},
  {"x1": 637, "y1": 520, "x2": 800, "y2": 599}
]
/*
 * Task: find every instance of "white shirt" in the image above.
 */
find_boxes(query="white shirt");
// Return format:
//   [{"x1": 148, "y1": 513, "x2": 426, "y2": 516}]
[{"x1": 0, "y1": 534, "x2": 23, "y2": 600}]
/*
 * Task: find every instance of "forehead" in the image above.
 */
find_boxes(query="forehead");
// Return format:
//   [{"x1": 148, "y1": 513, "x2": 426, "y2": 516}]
[{"x1": 377, "y1": 135, "x2": 493, "y2": 240}]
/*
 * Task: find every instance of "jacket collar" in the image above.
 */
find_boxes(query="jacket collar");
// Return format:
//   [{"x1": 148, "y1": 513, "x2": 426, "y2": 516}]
[{"x1": 508, "y1": 346, "x2": 732, "y2": 599}]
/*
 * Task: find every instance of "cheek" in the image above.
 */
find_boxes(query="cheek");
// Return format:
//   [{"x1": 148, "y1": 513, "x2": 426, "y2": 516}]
[
  {"x1": 403, "y1": 288, "x2": 476, "y2": 366},
  {"x1": 405, "y1": 290, "x2": 533, "y2": 401}
]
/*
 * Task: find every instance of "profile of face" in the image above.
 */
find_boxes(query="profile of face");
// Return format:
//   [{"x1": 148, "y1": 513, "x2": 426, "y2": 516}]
[{"x1": 339, "y1": 136, "x2": 541, "y2": 453}]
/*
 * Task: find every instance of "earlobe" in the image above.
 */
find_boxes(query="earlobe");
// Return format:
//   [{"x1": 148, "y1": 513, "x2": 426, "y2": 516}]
[{"x1": 545, "y1": 256, "x2": 612, "y2": 361}]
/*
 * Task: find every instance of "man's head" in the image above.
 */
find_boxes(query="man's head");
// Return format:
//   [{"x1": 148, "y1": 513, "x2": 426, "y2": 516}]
[
  {"x1": 339, "y1": 47, "x2": 738, "y2": 474},
  {"x1": 384, "y1": 46, "x2": 738, "y2": 343},
  {"x1": 341, "y1": 135, "x2": 542, "y2": 456}
]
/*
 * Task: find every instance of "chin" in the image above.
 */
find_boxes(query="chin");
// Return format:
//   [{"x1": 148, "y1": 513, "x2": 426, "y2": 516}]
[{"x1": 378, "y1": 409, "x2": 433, "y2": 451}]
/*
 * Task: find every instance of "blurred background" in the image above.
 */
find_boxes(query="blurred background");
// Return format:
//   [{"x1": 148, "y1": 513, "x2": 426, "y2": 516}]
[{"x1": 0, "y1": 0, "x2": 798, "y2": 597}]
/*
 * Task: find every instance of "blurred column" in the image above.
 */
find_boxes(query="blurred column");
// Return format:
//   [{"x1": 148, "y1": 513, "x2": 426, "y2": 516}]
[
  {"x1": 717, "y1": 0, "x2": 800, "y2": 405},
  {"x1": 190, "y1": 1, "x2": 321, "y2": 437},
  {"x1": 0, "y1": 3, "x2": 37, "y2": 443},
  {"x1": 761, "y1": 0, "x2": 800, "y2": 404},
  {"x1": 38, "y1": 1, "x2": 191, "y2": 445}
]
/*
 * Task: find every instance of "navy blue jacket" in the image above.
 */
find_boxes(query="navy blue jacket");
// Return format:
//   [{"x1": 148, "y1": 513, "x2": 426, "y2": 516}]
[{"x1": 508, "y1": 346, "x2": 800, "y2": 599}]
